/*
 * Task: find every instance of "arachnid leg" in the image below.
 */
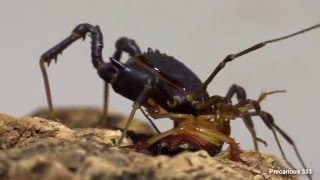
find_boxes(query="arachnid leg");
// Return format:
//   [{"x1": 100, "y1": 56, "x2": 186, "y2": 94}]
[
  {"x1": 39, "y1": 24, "x2": 109, "y2": 122},
  {"x1": 187, "y1": 23, "x2": 320, "y2": 101},
  {"x1": 117, "y1": 77, "x2": 158, "y2": 145},
  {"x1": 113, "y1": 37, "x2": 142, "y2": 60}
]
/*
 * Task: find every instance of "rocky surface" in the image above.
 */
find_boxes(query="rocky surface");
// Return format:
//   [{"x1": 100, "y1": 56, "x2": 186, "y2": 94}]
[
  {"x1": 0, "y1": 109, "x2": 297, "y2": 180},
  {"x1": 30, "y1": 107, "x2": 156, "y2": 134}
]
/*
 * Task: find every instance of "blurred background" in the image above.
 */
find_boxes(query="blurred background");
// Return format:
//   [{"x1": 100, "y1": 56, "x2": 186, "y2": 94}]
[{"x1": 0, "y1": 1, "x2": 319, "y2": 179}]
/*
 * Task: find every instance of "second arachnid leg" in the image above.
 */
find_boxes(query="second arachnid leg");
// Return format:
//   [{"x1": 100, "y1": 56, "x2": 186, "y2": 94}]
[{"x1": 225, "y1": 84, "x2": 267, "y2": 151}]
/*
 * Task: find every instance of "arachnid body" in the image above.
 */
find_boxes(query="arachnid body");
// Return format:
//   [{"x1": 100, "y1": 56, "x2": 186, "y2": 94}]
[{"x1": 39, "y1": 23, "x2": 319, "y2": 180}]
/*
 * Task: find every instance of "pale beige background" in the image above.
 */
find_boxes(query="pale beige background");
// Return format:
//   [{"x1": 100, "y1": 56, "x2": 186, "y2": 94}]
[{"x1": 0, "y1": 1, "x2": 319, "y2": 179}]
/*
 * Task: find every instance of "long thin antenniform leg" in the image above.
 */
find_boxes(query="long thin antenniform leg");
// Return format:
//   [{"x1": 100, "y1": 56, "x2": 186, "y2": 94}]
[
  {"x1": 187, "y1": 23, "x2": 320, "y2": 101},
  {"x1": 117, "y1": 77, "x2": 158, "y2": 145}
]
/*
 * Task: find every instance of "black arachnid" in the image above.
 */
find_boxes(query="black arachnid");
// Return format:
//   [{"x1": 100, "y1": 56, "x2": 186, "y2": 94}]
[{"x1": 39, "y1": 23, "x2": 319, "y2": 180}]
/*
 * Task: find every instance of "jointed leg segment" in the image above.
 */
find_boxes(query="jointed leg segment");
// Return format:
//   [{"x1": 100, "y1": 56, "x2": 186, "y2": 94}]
[{"x1": 40, "y1": 23, "x2": 107, "y2": 120}]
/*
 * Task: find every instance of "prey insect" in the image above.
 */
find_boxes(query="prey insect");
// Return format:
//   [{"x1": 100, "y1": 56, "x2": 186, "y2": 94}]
[{"x1": 39, "y1": 23, "x2": 319, "y2": 179}]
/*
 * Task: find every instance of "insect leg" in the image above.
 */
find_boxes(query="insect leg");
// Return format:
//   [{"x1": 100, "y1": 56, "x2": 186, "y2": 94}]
[
  {"x1": 244, "y1": 108, "x2": 310, "y2": 178},
  {"x1": 187, "y1": 23, "x2": 320, "y2": 102},
  {"x1": 117, "y1": 77, "x2": 158, "y2": 145},
  {"x1": 225, "y1": 84, "x2": 266, "y2": 151},
  {"x1": 194, "y1": 84, "x2": 266, "y2": 151},
  {"x1": 235, "y1": 99, "x2": 295, "y2": 169},
  {"x1": 135, "y1": 120, "x2": 242, "y2": 161},
  {"x1": 253, "y1": 111, "x2": 310, "y2": 176},
  {"x1": 191, "y1": 126, "x2": 242, "y2": 162}
]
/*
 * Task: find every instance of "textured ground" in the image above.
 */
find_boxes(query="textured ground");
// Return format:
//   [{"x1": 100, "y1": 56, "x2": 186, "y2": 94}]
[{"x1": 0, "y1": 108, "x2": 297, "y2": 180}]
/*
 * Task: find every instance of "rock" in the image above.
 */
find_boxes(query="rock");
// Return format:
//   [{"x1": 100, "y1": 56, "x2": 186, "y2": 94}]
[
  {"x1": 30, "y1": 107, "x2": 157, "y2": 135},
  {"x1": 0, "y1": 114, "x2": 132, "y2": 149},
  {"x1": 0, "y1": 114, "x2": 296, "y2": 180}
]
